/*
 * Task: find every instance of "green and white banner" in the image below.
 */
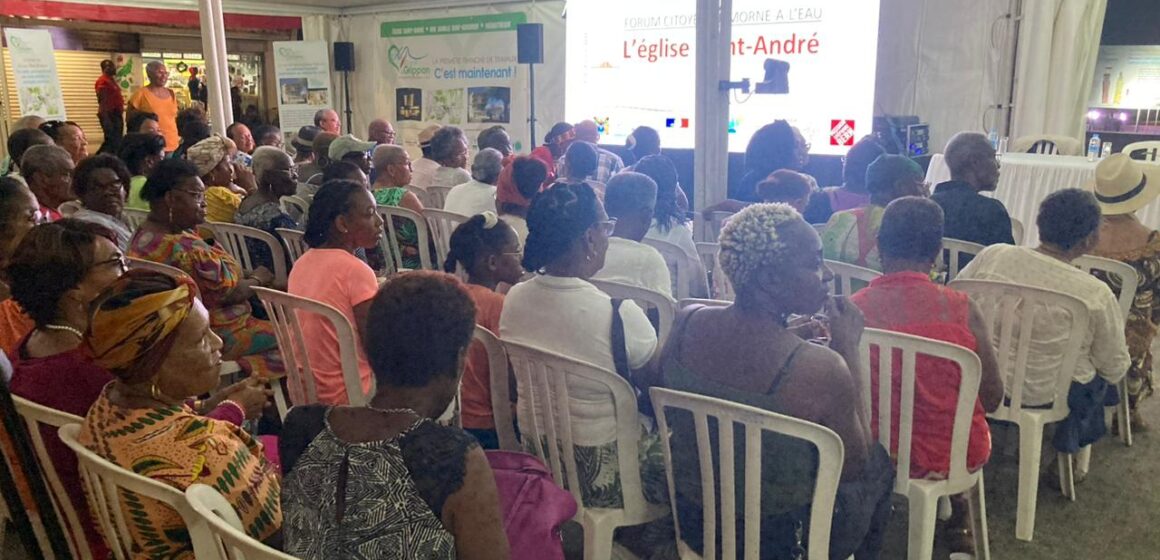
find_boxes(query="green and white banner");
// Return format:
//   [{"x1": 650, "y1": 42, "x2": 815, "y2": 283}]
[
  {"x1": 381, "y1": 12, "x2": 529, "y2": 152},
  {"x1": 4, "y1": 28, "x2": 66, "y2": 120},
  {"x1": 273, "y1": 40, "x2": 334, "y2": 132}
]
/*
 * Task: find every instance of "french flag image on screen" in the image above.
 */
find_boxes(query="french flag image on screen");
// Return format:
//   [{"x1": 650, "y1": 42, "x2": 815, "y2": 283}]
[{"x1": 665, "y1": 118, "x2": 690, "y2": 128}]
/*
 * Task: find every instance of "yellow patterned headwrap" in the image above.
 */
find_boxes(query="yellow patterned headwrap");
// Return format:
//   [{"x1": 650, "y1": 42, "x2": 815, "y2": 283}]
[{"x1": 86, "y1": 270, "x2": 198, "y2": 381}]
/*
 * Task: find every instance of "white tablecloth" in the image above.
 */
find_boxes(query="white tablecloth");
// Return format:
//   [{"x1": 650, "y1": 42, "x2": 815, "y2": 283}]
[{"x1": 925, "y1": 152, "x2": 1160, "y2": 246}]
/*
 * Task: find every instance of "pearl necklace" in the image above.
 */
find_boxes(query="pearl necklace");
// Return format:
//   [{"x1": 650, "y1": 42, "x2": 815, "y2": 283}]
[{"x1": 43, "y1": 324, "x2": 83, "y2": 339}]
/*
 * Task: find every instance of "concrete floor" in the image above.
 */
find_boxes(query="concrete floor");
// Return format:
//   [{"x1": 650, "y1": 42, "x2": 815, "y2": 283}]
[{"x1": 8, "y1": 397, "x2": 1159, "y2": 559}]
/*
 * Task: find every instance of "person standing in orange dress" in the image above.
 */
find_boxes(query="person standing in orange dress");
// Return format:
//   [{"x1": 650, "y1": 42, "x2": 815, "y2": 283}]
[{"x1": 128, "y1": 61, "x2": 180, "y2": 153}]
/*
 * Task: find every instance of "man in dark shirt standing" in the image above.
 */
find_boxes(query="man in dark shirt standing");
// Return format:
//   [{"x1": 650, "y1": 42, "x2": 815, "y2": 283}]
[
  {"x1": 931, "y1": 132, "x2": 1016, "y2": 246},
  {"x1": 94, "y1": 59, "x2": 124, "y2": 154}
]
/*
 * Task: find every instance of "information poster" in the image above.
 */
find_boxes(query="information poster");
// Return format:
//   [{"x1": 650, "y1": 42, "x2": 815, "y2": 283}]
[
  {"x1": 273, "y1": 40, "x2": 334, "y2": 132},
  {"x1": 1090, "y1": 46, "x2": 1160, "y2": 109},
  {"x1": 381, "y1": 13, "x2": 528, "y2": 152},
  {"x1": 565, "y1": 1, "x2": 881, "y2": 154},
  {"x1": 4, "y1": 28, "x2": 66, "y2": 120}
]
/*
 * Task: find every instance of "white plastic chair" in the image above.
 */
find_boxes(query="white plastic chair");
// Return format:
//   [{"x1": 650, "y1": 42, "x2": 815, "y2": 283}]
[
  {"x1": 184, "y1": 484, "x2": 296, "y2": 560},
  {"x1": 426, "y1": 186, "x2": 452, "y2": 209},
  {"x1": 942, "y1": 238, "x2": 985, "y2": 283},
  {"x1": 10, "y1": 397, "x2": 92, "y2": 560},
  {"x1": 423, "y1": 208, "x2": 470, "y2": 271},
  {"x1": 858, "y1": 329, "x2": 991, "y2": 560},
  {"x1": 279, "y1": 195, "x2": 309, "y2": 224},
  {"x1": 695, "y1": 242, "x2": 735, "y2": 301},
  {"x1": 275, "y1": 228, "x2": 308, "y2": 264},
  {"x1": 404, "y1": 185, "x2": 431, "y2": 207},
  {"x1": 1122, "y1": 140, "x2": 1160, "y2": 162},
  {"x1": 698, "y1": 210, "x2": 734, "y2": 242},
  {"x1": 502, "y1": 340, "x2": 667, "y2": 560},
  {"x1": 205, "y1": 222, "x2": 289, "y2": 287},
  {"x1": 473, "y1": 326, "x2": 519, "y2": 451},
  {"x1": 57, "y1": 424, "x2": 219, "y2": 560},
  {"x1": 823, "y1": 259, "x2": 881, "y2": 296},
  {"x1": 678, "y1": 298, "x2": 732, "y2": 309},
  {"x1": 377, "y1": 204, "x2": 435, "y2": 272},
  {"x1": 588, "y1": 279, "x2": 677, "y2": 368},
  {"x1": 1010, "y1": 218, "x2": 1025, "y2": 246},
  {"x1": 253, "y1": 287, "x2": 369, "y2": 418},
  {"x1": 1011, "y1": 135, "x2": 1082, "y2": 156},
  {"x1": 949, "y1": 279, "x2": 1089, "y2": 541},
  {"x1": 1074, "y1": 255, "x2": 1139, "y2": 446},
  {"x1": 120, "y1": 208, "x2": 149, "y2": 232},
  {"x1": 127, "y1": 257, "x2": 190, "y2": 282},
  {"x1": 644, "y1": 237, "x2": 708, "y2": 300},
  {"x1": 649, "y1": 387, "x2": 844, "y2": 560}
]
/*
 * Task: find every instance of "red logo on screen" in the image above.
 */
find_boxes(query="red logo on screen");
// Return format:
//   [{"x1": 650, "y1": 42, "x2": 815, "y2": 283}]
[{"x1": 830, "y1": 120, "x2": 856, "y2": 146}]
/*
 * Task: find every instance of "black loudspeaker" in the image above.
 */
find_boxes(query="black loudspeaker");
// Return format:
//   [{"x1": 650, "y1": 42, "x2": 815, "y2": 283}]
[
  {"x1": 334, "y1": 42, "x2": 355, "y2": 72},
  {"x1": 517, "y1": 23, "x2": 543, "y2": 64}
]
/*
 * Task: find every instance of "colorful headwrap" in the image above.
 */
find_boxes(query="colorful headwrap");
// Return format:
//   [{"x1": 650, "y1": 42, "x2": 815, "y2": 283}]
[
  {"x1": 86, "y1": 270, "x2": 198, "y2": 382},
  {"x1": 186, "y1": 134, "x2": 231, "y2": 177}
]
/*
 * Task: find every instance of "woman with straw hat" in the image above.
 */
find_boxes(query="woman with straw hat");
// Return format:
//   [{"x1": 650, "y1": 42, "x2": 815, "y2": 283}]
[{"x1": 1090, "y1": 153, "x2": 1160, "y2": 431}]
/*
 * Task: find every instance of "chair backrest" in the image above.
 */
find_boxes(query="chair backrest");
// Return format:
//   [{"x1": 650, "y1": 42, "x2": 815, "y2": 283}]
[
  {"x1": 857, "y1": 329, "x2": 982, "y2": 492},
  {"x1": 649, "y1": 387, "x2": 844, "y2": 560},
  {"x1": 120, "y1": 208, "x2": 148, "y2": 232},
  {"x1": 699, "y1": 210, "x2": 735, "y2": 242},
  {"x1": 588, "y1": 279, "x2": 677, "y2": 353},
  {"x1": 695, "y1": 242, "x2": 735, "y2": 301},
  {"x1": 502, "y1": 340, "x2": 652, "y2": 521},
  {"x1": 127, "y1": 257, "x2": 196, "y2": 291},
  {"x1": 252, "y1": 287, "x2": 368, "y2": 417},
  {"x1": 1122, "y1": 140, "x2": 1160, "y2": 162},
  {"x1": 678, "y1": 298, "x2": 732, "y2": 309},
  {"x1": 426, "y1": 186, "x2": 452, "y2": 209},
  {"x1": 473, "y1": 326, "x2": 519, "y2": 451},
  {"x1": 11, "y1": 397, "x2": 91, "y2": 559},
  {"x1": 57, "y1": 424, "x2": 214, "y2": 560},
  {"x1": 404, "y1": 185, "x2": 431, "y2": 207},
  {"x1": 275, "y1": 228, "x2": 308, "y2": 264},
  {"x1": 279, "y1": 195, "x2": 309, "y2": 224},
  {"x1": 1027, "y1": 139, "x2": 1058, "y2": 155},
  {"x1": 184, "y1": 484, "x2": 296, "y2": 560},
  {"x1": 1011, "y1": 135, "x2": 1082, "y2": 156},
  {"x1": 941, "y1": 238, "x2": 985, "y2": 283},
  {"x1": 1073, "y1": 255, "x2": 1138, "y2": 321},
  {"x1": 948, "y1": 279, "x2": 1090, "y2": 417},
  {"x1": 377, "y1": 204, "x2": 435, "y2": 272},
  {"x1": 1010, "y1": 217, "x2": 1025, "y2": 245},
  {"x1": 205, "y1": 222, "x2": 289, "y2": 287},
  {"x1": 644, "y1": 237, "x2": 698, "y2": 300},
  {"x1": 423, "y1": 208, "x2": 470, "y2": 271},
  {"x1": 823, "y1": 259, "x2": 881, "y2": 296}
]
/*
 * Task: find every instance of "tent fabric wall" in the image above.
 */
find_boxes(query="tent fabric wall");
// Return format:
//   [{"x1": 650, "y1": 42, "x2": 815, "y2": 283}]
[
  {"x1": 313, "y1": 1, "x2": 564, "y2": 150},
  {"x1": 1010, "y1": 0, "x2": 1108, "y2": 143}
]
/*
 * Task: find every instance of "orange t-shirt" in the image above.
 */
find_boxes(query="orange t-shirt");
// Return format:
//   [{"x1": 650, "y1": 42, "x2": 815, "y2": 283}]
[
  {"x1": 129, "y1": 87, "x2": 180, "y2": 151},
  {"x1": 0, "y1": 299, "x2": 33, "y2": 357},
  {"x1": 461, "y1": 283, "x2": 505, "y2": 430},
  {"x1": 286, "y1": 249, "x2": 379, "y2": 405}
]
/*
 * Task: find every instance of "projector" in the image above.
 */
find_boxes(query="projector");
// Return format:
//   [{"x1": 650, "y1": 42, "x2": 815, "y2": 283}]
[{"x1": 755, "y1": 58, "x2": 790, "y2": 94}]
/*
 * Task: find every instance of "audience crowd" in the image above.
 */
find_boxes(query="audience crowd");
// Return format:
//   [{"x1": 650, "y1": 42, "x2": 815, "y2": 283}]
[{"x1": 0, "y1": 85, "x2": 1156, "y2": 560}]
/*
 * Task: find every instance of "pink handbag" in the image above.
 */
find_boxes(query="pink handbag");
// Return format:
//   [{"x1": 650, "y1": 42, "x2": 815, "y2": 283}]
[{"x1": 486, "y1": 450, "x2": 577, "y2": 560}]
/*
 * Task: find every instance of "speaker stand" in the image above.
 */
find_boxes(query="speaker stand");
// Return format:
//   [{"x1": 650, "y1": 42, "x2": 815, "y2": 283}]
[
  {"x1": 342, "y1": 69, "x2": 353, "y2": 134},
  {"x1": 527, "y1": 62, "x2": 538, "y2": 149}
]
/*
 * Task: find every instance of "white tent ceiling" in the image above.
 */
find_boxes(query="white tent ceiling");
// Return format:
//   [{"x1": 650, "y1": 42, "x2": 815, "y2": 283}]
[{"x1": 36, "y1": 0, "x2": 524, "y2": 16}]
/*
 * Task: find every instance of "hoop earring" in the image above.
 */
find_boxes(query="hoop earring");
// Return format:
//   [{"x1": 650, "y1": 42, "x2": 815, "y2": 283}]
[
  {"x1": 167, "y1": 207, "x2": 174, "y2": 224},
  {"x1": 150, "y1": 383, "x2": 166, "y2": 402}
]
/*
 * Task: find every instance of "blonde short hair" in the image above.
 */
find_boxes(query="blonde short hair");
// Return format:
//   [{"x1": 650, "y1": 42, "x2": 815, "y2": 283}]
[{"x1": 718, "y1": 203, "x2": 803, "y2": 293}]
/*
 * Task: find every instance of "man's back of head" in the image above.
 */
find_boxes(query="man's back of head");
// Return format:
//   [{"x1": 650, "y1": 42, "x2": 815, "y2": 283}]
[
  {"x1": 604, "y1": 172, "x2": 658, "y2": 242},
  {"x1": 574, "y1": 120, "x2": 601, "y2": 144},
  {"x1": 944, "y1": 132, "x2": 999, "y2": 191},
  {"x1": 471, "y1": 148, "x2": 504, "y2": 185}
]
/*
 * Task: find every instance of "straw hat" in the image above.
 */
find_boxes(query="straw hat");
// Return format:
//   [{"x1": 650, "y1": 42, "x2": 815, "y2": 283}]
[{"x1": 1091, "y1": 153, "x2": 1160, "y2": 215}]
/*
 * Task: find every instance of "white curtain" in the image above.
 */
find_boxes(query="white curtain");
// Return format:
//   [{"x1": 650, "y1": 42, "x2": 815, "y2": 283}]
[{"x1": 1010, "y1": 0, "x2": 1108, "y2": 142}]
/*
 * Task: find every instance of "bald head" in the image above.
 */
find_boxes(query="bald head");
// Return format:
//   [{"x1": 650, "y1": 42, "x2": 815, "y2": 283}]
[
  {"x1": 368, "y1": 119, "x2": 395, "y2": 145},
  {"x1": 314, "y1": 109, "x2": 340, "y2": 135},
  {"x1": 471, "y1": 148, "x2": 504, "y2": 184},
  {"x1": 14, "y1": 115, "x2": 45, "y2": 131},
  {"x1": 944, "y1": 132, "x2": 1000, "y2": 191},
  {"x1": 574, "y1": 120, "x2": 601, "y2": 144}
]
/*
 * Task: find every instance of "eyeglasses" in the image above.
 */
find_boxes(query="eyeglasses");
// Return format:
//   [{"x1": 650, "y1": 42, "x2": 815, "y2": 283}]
[
  {"x1": 273, "y1": 167, "x2": 300, "y2": 179},
  {"x1": 176, "y1": 188, "x2": 206, "y2": 203},
  {"x1": 596, "y1": 218, "x2": 617, "y2": 236},
  {"x1": 91, "y1": 254, "x2": 129, "y2": 274}
]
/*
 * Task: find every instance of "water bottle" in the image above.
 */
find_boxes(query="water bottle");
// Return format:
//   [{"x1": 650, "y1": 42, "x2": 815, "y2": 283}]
[
  {"x1": 1087, "y1": 134, "x2": 1101, "y2": 161},
  {"x1": 988, "y1": 127, "x2": 1000, "y2": 150}
]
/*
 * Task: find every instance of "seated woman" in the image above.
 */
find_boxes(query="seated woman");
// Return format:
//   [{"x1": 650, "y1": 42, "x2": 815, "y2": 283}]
[
  {"x1": 802, "y1": 136, "x2": 887, "y2": 224},
  {"x1": 287, "y1": 180, "x2": 383, "y2": 405},
  {"x1": 660, "y1": 203, "x2": 893, "y2": 558},
  {"x1": 79, "y1": 271, "x2": 280, "y2": 558},
  {"x1": 70, "y1": 154, "x2": 133, "y2": 249},
  {"x1": 280, "y1": 271, "x2": 509, "y2": 559},
  {"x1": 186, "y1": 134, "x2": 246, "y2": 223},
  {"x1": 849, "y1": 197, "x2": 1002, "y2": 555},
  {"x1": 638, "y1": 154, "x2": 709, "y2": 297},
  {"x1": 235, "y1": 146, "x2": 300, "y2": 273},
  {"x1": 497, "y1": 156, "x2": 549, "y2": 246},
  {"x1": 370, "y1": 145, "x2": 429, "y2": 270},
  {"x1": 499, "y1": 182, "x2": 668, "y2": 553},
  {"x1": 129, "y1": 158, "x2": 282, "y2": 378},
  {"x1": 1090, "y1": 154, "x2": 1160, "y2": 431},
  {"x1": 118, "y1": 132, "x2": 167, "y2": 210},
  {"x1": 443, "y1": 212, "x2": 524, "y2": 448},
  {"x1": 429, "y1": 126, "x2": 472, "y2": 189},
  {"x1": 0, "y1": 178, "x2": 39, "y2": 354},
  {"x1": 822, "y1": 154, "x2": 926, "y2": 271},
  {"x1": 757, "y1": 169, "x2": 814, "y2": 214}
]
